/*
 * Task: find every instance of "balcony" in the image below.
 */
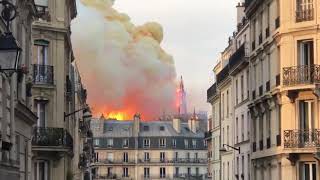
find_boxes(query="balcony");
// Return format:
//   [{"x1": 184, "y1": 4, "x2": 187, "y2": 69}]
[
  {"x1": 207, "y1": 83, "x2": 217, "y2": 102},
  {"x1": 205, "y1": 131, "x2": 213, "y2": 140},
  {"x1": 216, "y1": 65, "x2": 229, "y2": 85},
  {"x1": 32, "y1": 127, "x2": 73, "y2": 150},
  {"x1": 33, "y1": 64, "x2": 54, "y2": 85},
  {"x1": 96, "y1": 159, "x2": 135, "y2": 164},
  {"x1": 283, "y1": 65, "x2": 320, "y2": 86},
  {"x1": 138, "y1": 158, "x2": 207, "y2": 164},
  {"x1": 296, "y1": 8, "x2": 314, "y2": 22},
  {"x1": 284, "y1": 129, "x2": 320, "y2": 148},
  {"x1": 229, "y1": 44, "x2": 249, "y2": 75}
]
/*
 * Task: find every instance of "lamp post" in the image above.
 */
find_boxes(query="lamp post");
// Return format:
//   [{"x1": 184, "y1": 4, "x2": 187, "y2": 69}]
[
  {"x1": 64, "y1": 106, "x2": 92, "y2": 121},
  {"x1": 219, "y1": 144, "x2": 240, "y2": 154},
  {"x1": 0, "y1": 0, "x2": 22, "y2": 76}
]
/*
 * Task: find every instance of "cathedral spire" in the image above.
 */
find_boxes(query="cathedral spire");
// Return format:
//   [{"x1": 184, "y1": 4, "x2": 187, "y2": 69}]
[{"x1": 177, "y1": 75, "x2": 187, "y2": 116}]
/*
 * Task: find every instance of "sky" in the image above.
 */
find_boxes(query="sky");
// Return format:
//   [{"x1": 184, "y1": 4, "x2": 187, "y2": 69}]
[
  {"x1": 73, "y1": 0, "x2": 239, "y2": 116},
  {"x1": 112, "y1": 0, "x2": 239, "y2": 113}
]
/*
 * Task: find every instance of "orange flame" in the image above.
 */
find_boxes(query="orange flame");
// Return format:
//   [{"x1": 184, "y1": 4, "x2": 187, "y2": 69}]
[{"x1": 106, "y1": 111, "x2": 129, "y2": 121}]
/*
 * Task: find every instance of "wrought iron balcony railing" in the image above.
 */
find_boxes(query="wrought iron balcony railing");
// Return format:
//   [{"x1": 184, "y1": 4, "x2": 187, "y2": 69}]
[
  {"x1": 207, "y1": 83, "x2": 217, "y2": 101},
  {"x1": 284, "y1": 129, "x2": 320, "y2": 148},
  {"x1": 33, "y1": 64, "x2": 54, "y2": 85},
  {"x1": 283, "y1": 65, "x2": 320, "y2": 86},
  {"x1": 32, "y1": 127, "x2": 73, "y2": 149},
  {"x1": 296, "y1": 8, "x2": 314, "y2": 22}
]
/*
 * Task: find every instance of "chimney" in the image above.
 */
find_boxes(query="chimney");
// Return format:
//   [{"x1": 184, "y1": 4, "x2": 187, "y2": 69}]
[
  {"x1": 172, "y1": 118, "x2": 181, "y2": 133},
  {"x1": 133, "y1": 113, "x2": 141, "y2": 137},
  {"x1": 236, "y1": 2, "x2": 245, "y2": 25},
  {"x1": 188, "y1": 110, "x2": 199, "y2": 133}
]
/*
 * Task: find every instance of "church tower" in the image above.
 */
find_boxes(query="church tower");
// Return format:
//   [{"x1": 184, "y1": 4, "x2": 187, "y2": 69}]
[{"x1": 177, "y1": 76, "x2": 187, "y2": 115}]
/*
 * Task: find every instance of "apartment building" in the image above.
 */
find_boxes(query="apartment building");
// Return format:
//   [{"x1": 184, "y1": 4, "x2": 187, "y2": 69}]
[
  {"x1": 245, "y1": 0, "x2": 320, "y2": 179},
  {"x1": 0, "y1": 1, "x2": 38, "y2": 180},
  {"x1": 30, "y1": 1, "x2": 92, "y2": 180},
  {"x1": 207, "y1": 80, "x2": 221, "y2": 180},
  {"x1": 91, "y1": 114, "x2": 208, "y2": 180},
  {"x1": 230, "y1": 4, "x2": 251, "y2": 180}
]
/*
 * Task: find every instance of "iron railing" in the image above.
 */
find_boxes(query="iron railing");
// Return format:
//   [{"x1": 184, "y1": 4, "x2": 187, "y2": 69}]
[
  {"x1": 207, "y1": 83, "x2": 217, "y2": 101},
  {"x1": 296, "y1": 8, "x2": 314, "y2": 22},
  {"x1": 33, "y1": 64, "x2": 54, "y2": 84},
  {"x1": 96, "y1": 159, "x2": 135, "y2": 164},
  {"x1": 139, "y1": 158, "x2": 207, "y2": 164},
  {"x1": 32, "y1": 127, "x2": 73, "y2": 149},
  {"x1": 284, "y1": 129, "x2": 320, "y2": 148},
  {"x1": 283, "y1": 65, "x2": 320, "y2": 86}
]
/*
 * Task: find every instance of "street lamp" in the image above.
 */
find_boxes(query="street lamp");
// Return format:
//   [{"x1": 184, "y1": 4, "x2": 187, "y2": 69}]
[
  {"x1": 64, "y1": 105, "x2": 92, "y2": 121},
  {"x1": 0, "y1": 0, "x2": 21, "y2": 75},
  {"x1": 219, "y1": 144, "x2": 240, "y2": 154}
]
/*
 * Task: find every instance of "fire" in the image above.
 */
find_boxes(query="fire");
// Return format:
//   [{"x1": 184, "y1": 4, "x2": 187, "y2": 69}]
[{"x1": 106, "y1": 111, "x2": 129, "y2": 121}]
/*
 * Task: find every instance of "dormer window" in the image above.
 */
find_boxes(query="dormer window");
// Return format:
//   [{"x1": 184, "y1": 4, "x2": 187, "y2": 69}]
[
  {"x1": 123, "y1": 139, "x2": 129, "y2": 148},
  {"x1": 160, "y1": 126, "x2": 165, "y2": 131},
  {"x1": 34, "y1": 0, "x2": 48, "y2": 13},
  {"x1": 107, "y1": 139, "x2": 113, "y2": 148},
  {"x1": 143, "y1": 126, "x2": 149, "y2": 131},
  {"x1": 172, "y1": 139, "x2": 177, "y2": 148}
]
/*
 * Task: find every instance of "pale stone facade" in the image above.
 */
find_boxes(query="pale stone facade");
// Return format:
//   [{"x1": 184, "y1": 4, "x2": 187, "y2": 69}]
[
  {"x1": 208, "y1": 0, "x2": 320, "y2": 180},
  {"x1": 0, "y1": 1, "x2": 38, "y2": 180},
  {"x1": 91, "y1": 115, "x2": 208, "y2": 180},
  {"x1": 30, "y1": 1, "x2": 92, "y2": 180}
]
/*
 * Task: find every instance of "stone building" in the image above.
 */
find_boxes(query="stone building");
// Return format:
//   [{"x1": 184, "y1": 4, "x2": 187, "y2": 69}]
[
  {"x1": 0, "y1": 1, "x2": 38, "y2": 180},
  {"x1": 208, "y1": 0, "x2": 320, "y2": 180},
  {"x1": 91, "y1": 114, "x2": 208, "y2": 180},
  {"x1": 246, "y1": 0, "x2": 320, "y2": 179},
  {"x1": 30, "y1": 1, "x2": 92, "y2": 180}
]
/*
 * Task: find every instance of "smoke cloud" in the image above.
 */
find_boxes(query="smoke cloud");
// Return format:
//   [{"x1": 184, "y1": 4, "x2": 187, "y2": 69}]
[{"x1": 72, "y1": 0, "x2": 177, "y2": 120}]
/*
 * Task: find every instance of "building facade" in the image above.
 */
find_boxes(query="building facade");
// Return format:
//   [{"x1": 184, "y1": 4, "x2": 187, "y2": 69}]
[
  {"x1": 91, "y1": 115, "x2": 208, "y2": 180},
  {"x1": 246, "y1": 0, "x2": 320, "y2": 179},
  {"x1": 0, "y1": 1, "x2": 38, "y2": 180},
  {"x1": 208, "y1": 0, "x2": 320, "y2": 180},
  {"x1": 30, "y1": 1, "x2": 92, "y2": 180}
]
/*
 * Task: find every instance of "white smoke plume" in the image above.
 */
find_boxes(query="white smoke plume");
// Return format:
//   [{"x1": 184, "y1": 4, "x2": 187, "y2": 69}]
[{"x1": 71, "y1": 0, "x2": 177, "y2": 120}]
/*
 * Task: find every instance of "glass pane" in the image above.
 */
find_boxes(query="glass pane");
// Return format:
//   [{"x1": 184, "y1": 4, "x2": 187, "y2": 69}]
[
  {"x1": 312, "y1": 164, "x2": 316, "y2": 180},
  {"x1": 34, "y1": 0, "x2": 48, "y2": 7},
  {"x1": 305, "y1": 164, "x2": 310, "y2": 180},
  {"x1": 0, "y1": 50, "x2": 17, "y2": 69}
]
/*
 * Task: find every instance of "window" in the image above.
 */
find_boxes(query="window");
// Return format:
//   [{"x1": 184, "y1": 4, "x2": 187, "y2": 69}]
[
  {"x1": 187, "y1": 167, "x2": 191, "y2": 175},
  {"x1": 227, "y1": 126, "x2": 229, "y2": 147},
  {"x1": 33, "y1": 40, "x2": 49, "y2": 65},
  {"x1": 144, "y1": 167, "x2": 150, "y2": 178},
  {"x1": 186, "y1": 152, "x2": 190, "y2": 160},
  {"x1": 35, "y1": 100, "x2": 47, "y2": 127},
  {"x1": 94, "y1": 139, "x2": 100, "y2": 146},
  {"x1": 159, "y1": 138, "x2": 166, "y2": 147},
  {"x1": 107, "y1": 139, "x2": 113, "y2": 147},
  {"x1": 222, "y1": 94, "x2": 224, "y2": 119},
  {"x1": 123, "y1": 152, "x2": 128, "y2": 163},
  {"x1": 299, "y1": 162, "x2": 316, "y2": 180},
  {"x1": 241, "y1": 75, "x2": 244, "y2": 101},
  {"x1": 236, "y1": 117, "x2": 239, "y2": 143},
  {"x1": 107, "y1": 167, "x2": 112, "y2": 177},
  {"x1": 123, "y1": 167, "x2": 129, "y2": 177},
  {"x1": 144, "y1": 152, "x2": 150, "y2": 161},
  {"x1": 242, "y1": 156, "x2": 245, "y2": 175},
  {"x1": 160, "y1": 167, "x2": 166, "y2": 178},
  {"x1": 184, "y1": 139, "x2": 189, "y2": 148},
  {"x1": 236, "y1": 157, "x2": 239, "y2": 175},
  {"x1": 298, "y1": 40, "x2": 314, "y2": 67},
  {"x1": 192, "y1": 139, "x2": 197, "y2": 148},
  {"x1": 95, "y1": 152, "x2": 99, "y2": 162},
  {"x1": 107, "y1": 152, "x2": 113, "y2": 162},
  {"x1": 172, "y1": 139, "x2": 176, "y2": 147},
  {"x1": 123, "y1": 139, "x2": 129, "y2": 148},
  {"x1": 175, "y1": 167, "x2": 179, "y2": 176},
  {"x1": 204, "y1": 140, "x2": 207, "y2": 147},
  {"x1": 246, "y1": 70, "x2": 249, "y2": 97},
  {"x1": 143, "y1": 139, "x2": 150, "y2": 148},
  {"x1": 34, "y1": 0, "x2": 49, "y2": 7},
  {"x1": 195, "y1": 152, "x2": 198, "y2": 160},
  {"x1": 296, "y1": 0, "x2": 314, "y2": 22},
  {"x1": 241, "y1": 114, "x2": 244, "y2": 141},
  {"x1": 226, "y1": 91, "x2": 229, "y2": 117},
  {"x1": 143, "y1": 126, "x2": 149, "y2": 131},
  {"x1": 196, "y1": 167, "x2": 199, "y2": 176},
  {"x1": 175, "y1": 152, "x2": 179, "y2": 160},
  {"x1": 299, "y1": 101, "x2": 315, "y2": 131},
  {"x1": 160, "y1": 152, "x2": 165, "y2": 162},
  {"x1": 236, "y1": 79, "x2": 239, "y2": 104},
  {"x1": 34, "y1": 160, "x2": 49, "y2": 180},
  {"x1": 160, "y1": 126, "x2": 165, "y2": 131}
]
